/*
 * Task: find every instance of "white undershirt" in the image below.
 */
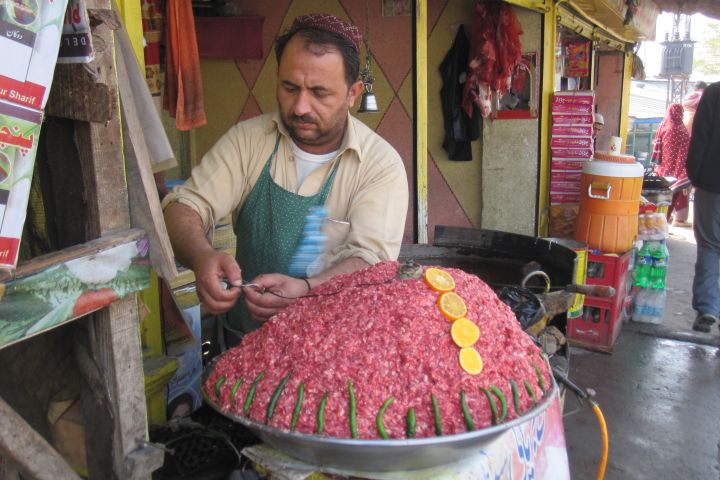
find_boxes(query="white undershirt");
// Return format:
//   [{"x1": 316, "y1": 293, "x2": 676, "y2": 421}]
[{"x1": 291, "y1": 141, "x2": 337, "y2": 188}]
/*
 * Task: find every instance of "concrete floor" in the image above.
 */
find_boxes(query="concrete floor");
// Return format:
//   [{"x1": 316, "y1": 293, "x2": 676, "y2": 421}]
[{"x1": 563, "y1": 221, "x2": 720, "y2": 479}]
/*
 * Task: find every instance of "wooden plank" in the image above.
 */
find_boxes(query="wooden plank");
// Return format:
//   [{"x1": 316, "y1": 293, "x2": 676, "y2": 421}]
[
  {"x1": 75, "y1": 299, "x2": 164, "y2": 479},
  {"x1": 44, "y1": 64, "x2": 115, "y2": 123},
  {"x1": 0, "y1": 228, "x2": 144, "y2": 281},
  {"x1": 0, "y1": 231, "x2": 150, "y2": 350},
  {"x1": 0, "y1": 395, "x2": 80, "y2": 480},
  {"x1": 116, "y1": 26, "x2": 178, "y2": 280},
  {"x1": 44, "y1": 8, "x2": 120, "y2": 123},
  {"x1": 73, "y1": 0, "x2": 160, "y2": 477}
]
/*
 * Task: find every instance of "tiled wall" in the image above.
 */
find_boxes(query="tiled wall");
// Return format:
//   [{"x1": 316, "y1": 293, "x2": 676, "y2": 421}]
[{"x1": 195, "y1": 0, "x2": 488, "y2": 243}]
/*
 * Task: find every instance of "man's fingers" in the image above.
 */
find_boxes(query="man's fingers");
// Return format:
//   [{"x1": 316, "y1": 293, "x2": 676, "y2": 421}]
[{"x1": 245, "y1": 300, "x2": 279, "y2": 322}]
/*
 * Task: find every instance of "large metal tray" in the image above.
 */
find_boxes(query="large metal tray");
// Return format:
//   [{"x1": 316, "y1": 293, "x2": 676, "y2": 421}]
[{"x1": 201, "y1": 356, "x2": 557, "y2": 472}]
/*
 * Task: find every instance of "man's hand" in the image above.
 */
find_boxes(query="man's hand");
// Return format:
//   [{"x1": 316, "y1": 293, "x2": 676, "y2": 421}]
[
  {"x1": 193, "y1": 250, "x2": 243, "y2": 314},
  {"x1": 164, "y1": 203, "x2": 244, "y2": 314},
  {"x1": 244, "y1": 274, "x2": 312, "y2": 323}
]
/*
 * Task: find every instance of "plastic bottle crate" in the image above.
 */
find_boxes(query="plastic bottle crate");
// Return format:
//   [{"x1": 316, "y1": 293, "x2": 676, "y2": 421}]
[
  {"x1": 567, "y1": 295, "x2": 631, "y2": 352},
  {"x1": 585, "y1": 250, "x2": 632, "y2": 289},
  {"x1": 568, "y1": 250, "x2": 633, "y2": 351}
]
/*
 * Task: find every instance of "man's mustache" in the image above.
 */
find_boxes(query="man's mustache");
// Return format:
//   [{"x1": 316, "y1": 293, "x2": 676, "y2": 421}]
[{"x1": 291, "y1": 114, "x2": 318, "y2": 124}]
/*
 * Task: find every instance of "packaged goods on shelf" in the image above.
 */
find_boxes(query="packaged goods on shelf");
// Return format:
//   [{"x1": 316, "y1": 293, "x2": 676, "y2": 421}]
[
  {"x1": 551, "y1": 136, "x2": 594, "y2": 149},
  {"x1": 551, "y1": 113, "x2": 594, "y2": 125},
  {"x1": 551, "y1": 124, "x2": 594, "y2": 137},
  {"x1": 551, "y1": 158, "x2": 586, "y2": 171}
]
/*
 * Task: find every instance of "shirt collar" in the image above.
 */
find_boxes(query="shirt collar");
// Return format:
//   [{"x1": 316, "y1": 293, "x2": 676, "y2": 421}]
[{"x1": 269, "y1": 113, "x2": 363, "y2": 162}]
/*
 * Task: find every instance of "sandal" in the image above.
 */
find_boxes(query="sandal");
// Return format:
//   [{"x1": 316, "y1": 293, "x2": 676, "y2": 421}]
[{"x1": 692, "y1": 313, "x2": 718, "y2": 333}]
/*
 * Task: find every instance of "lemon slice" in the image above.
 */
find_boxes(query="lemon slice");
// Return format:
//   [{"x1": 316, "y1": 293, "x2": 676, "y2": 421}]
[
  {"x1": 459, "y1": 347, "x2": 483, "y2": 375},
  {"x1": 451, "y1": 318, "x2": 480, "y2": 348},
  {"x1": 423, "y1": 267, "x2": 455, "y2": 292},
  {"x1": 438, "y1": 292, "x2": 467, "y2": 321}
]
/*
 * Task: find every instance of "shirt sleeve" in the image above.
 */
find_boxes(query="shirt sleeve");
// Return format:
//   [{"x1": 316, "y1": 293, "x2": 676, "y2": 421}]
[
  {"x1": 324, "y1": 148, "x2": 409, "y2": 268},
  {"x1": 161, "y1": 124, "x2": 249, "y2": 234}
]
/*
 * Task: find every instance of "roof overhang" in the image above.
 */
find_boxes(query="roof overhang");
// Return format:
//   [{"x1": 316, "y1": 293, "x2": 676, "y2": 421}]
[
  {"x1": 564, "y1": 0, "x2": 660, "y2": 43},
  {"x1": 652, "y1": 0, "x2": 720, "y2": 20}
]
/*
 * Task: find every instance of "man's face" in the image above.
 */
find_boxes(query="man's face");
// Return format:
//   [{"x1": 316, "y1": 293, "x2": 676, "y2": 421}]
[
  {"x1": 593, "y1": 122, "x2": 604, "y2": 138},
  {"x1": 277, "y1": 35, "x2": 363, "y2": 154}
]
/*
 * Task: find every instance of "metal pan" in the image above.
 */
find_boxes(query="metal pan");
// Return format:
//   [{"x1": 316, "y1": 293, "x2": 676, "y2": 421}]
[{"x1": 201, "y1": 355, "x2": 558, "y2": 472}]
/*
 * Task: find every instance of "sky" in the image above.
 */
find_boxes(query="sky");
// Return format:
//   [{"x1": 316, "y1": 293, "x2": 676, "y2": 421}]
[{"x1": 636, "y1": 12, "x2": 720, "y2": 81}]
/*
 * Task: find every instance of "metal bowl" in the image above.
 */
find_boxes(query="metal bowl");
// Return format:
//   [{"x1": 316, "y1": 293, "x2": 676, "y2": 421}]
[{"x1": 201, "y1": 356, "x2": 557, "y2": 472}]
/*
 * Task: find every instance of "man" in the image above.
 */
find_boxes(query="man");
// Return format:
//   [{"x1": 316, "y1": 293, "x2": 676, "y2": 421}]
[
  {"x1": 681, "y1": 80, "x2": 707, "y2": 134},
  {"x1": 162, "y1": 14, "x2": 408, "y2": 342},
  {"x1": 592, "y1": 113, "x2": 604, "y2": 142},
  {"x1": 686, "y1": 81, "x2": 720, "y2": 333}
]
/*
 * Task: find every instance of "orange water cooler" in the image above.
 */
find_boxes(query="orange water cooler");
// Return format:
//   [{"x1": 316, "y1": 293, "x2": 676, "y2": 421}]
[{"x1": 574, "y1": 153, "x2": 644, "y2": 254}]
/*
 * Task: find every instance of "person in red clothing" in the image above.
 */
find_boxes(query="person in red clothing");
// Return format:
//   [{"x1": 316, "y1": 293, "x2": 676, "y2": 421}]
[
  {"x1": 682, "y1": 80, "x2": 707, "y2": 134},
  {"x1": 652, "y1": 103, "x2": 691, "y2": 226}
]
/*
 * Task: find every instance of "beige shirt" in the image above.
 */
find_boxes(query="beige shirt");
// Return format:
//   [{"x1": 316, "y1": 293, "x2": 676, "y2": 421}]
[{"x1": 162, "y1": 113, "x2": 409, "y2": 269}]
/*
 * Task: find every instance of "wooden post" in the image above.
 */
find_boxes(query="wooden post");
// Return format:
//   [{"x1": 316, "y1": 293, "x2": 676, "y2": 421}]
[{"x1": 71, "y1": 0, "x2": 163, "y2": 477}]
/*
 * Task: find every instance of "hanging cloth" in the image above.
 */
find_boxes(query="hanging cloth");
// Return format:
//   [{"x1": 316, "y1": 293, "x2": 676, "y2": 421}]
[
  {"x1": 163, "y1": 0, "x2": 207, "y2": 130},
  {"x1": 225, "y1": 134, "x2": 341, "y2": 335},
  {"x1": 439, "y1": 25, "x2": 479, "y2": 161}
]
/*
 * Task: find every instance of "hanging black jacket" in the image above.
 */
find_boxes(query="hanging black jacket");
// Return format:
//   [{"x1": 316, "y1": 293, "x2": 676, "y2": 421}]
[
  {"x1": 439, "y1": 25, "x2": 479, "y2": 161},
  {"x1": 687, "y1": 81, "x2": 720, "y2": 193}
]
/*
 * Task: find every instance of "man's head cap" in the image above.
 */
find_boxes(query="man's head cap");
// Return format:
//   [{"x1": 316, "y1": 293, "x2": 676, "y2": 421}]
[
  {"x1": 594, "y1": 113, "x2": 605, "y2": 125},
  {"x1": 288, "y1": 13, "x2": 362, "y2": 53}
]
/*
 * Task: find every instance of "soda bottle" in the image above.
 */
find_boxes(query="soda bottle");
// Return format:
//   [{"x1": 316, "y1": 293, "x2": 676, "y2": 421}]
[
  {"x1": 633, "y1": 241, "x2": 652, "y2": 288},
  {"x1": 650, "y1": 240, "x2": 669, "y2": 289}
]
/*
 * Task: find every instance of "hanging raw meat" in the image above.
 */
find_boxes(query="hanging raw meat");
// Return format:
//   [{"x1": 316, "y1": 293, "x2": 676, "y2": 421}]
[{"x1": 462, "y1": 1, "x2": 524, "y2": 118}]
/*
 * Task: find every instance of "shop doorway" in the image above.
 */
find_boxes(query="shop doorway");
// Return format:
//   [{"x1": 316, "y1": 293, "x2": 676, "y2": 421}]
[{"x1": 594, "y1": 51, "x2": 626, "y2": 151}]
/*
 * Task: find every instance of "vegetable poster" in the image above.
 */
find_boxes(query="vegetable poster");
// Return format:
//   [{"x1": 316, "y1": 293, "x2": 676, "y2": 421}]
[
  {"x1": 0, "y1": 237, "x2": 150, "y2": 349},
  {"x1": 0, "y1": 100, "x2": 41, "y2": 271},
  {"x1": 0, "y1": 0, "x2": 68, "y2": 110}
]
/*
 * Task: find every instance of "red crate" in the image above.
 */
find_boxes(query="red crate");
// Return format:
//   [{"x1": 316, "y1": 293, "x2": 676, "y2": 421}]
[
  {"x1": 567, "y1": 250, "x2": 633, "y2": 351},
  {"x1": 567, "y1": 296, "x2": 631, "y2": 352},
  {"x1": 586, "y1": 250, "x2": 632, "y2": 289}
]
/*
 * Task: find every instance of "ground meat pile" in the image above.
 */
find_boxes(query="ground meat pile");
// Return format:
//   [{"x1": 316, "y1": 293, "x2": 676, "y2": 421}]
[{"x1": 206, "y1": 261, "x2": 550, "y2": 439}]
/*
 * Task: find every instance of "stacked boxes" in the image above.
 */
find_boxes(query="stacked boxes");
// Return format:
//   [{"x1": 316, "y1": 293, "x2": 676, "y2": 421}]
[
  {"x1": 549, "y1": 92, "x2": 595, "y2": 207},
  {"x1": 547, "y1": 91, "x2": 595, "y2": 238}
]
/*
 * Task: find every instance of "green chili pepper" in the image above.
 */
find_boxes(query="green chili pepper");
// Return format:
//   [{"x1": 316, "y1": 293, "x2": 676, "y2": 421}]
[
  {"x1": 243, "y1": 371, "x2": 265, "y2": 415},
  {"x1": 376, "y1": 397, "x2": 394, "y2": 439},
  {"x1": 214, "y1": 375, "x2": 226, "y2": 399},
  {"x1": 290, "y1": 382, "x2": 305, "y2": 431},
  {"x1": 481, "y1": 387, "x2": 498, "y2": 425},
  {"x1": 460, "y1": 391, "x2": 475, "y2": 431},
  {"x1": 489, "y1": 385, "x2": 508, "y2": 423},
  {"x1": 265, "y1": 372, "x2": 292, "y2": 423},
  {"x1": 510, "y1": 379, "x2": 521, "y2": 414},
  {"x1": 348, "y1": 380, "x2": 358, "y2": 439},
  {"x1": 524, "y1": 379, "x2": 538, "y2": 406},
  {"x1": 317, "y1": 391, "x2": 329, "y2": 434},
  {"x1": 431, "y1": 394, "x2": 442, "y2": 436},
  {"x1": 230, "y1": 378, "x2": 244, "y2": 404},
  {"x1": 533, "y1": 362, "x2": 546, "y2": 393},
  {"x1": 406, "y1": 408, "x2": 416, "y2": 438}
]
